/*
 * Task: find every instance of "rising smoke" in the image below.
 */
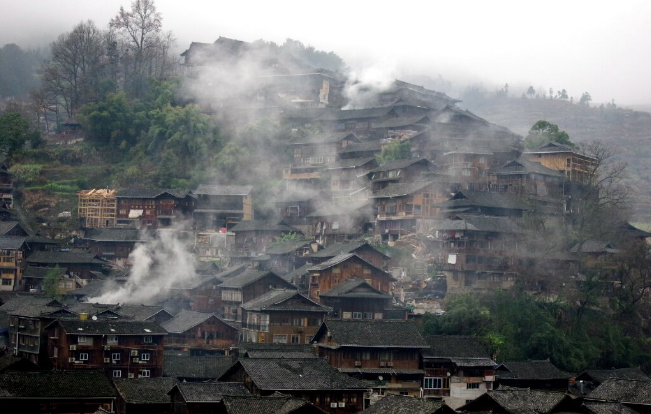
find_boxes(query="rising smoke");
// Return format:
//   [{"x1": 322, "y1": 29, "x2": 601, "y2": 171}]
[{"x1": 88, "y1": 225, "x2": 197, "y2": 305}]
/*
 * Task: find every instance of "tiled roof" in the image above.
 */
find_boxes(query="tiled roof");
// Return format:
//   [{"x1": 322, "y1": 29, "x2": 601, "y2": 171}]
[
  {"x1": 26, "y1": 251, "x2": 105, "y2": 265},
  {"x1": 174, "y1": 265, "x2": 245, "y2": 290},
  {"x1": 222, "y1": 394, "x2": 319, "y2": 414},
  {"x1": 0, "y1": 371, "x2": 118, "y2": 398},
  {"x1": 370, "y1": 181, "x2": 438, "y2": 199},
  {"x1": 56, "y1": 319, "x2": 167, "y2": 335},
  {"x1": 241, "y1": 289, "x2": 330, "y2": 313},
  {"x1": 281, "y1": 263, "x2": 312, "y2": 284},
  {"x1": 0, "y1": 295, "x2": 68, "y2": 317},
  {"x1": 309, "y1": 241, "x2": 388, "y2": 259},
  {"x1": 164, "y1": 354, "x2": 235, "y2": 379},
  {"x1": 319, "y1": 279, "x2": 391, "y2": 299},
  {"x1": 220, "y1": 269, "x2": 293, "y2": 289},
  {"x1": 222, "y1": 358, "x2": 368, "y2": 391},
  {"x1": 578, "y1": 368, "x2": 650, "y2": 384},
  {"x1": 113, "y1": 304, "x2": 172, "y2": 321},
  {"x1": 116, "y1": 188, "x2": 191, "y2": 199},
  {"x1": 318, "y1": 107, "x2": 395, "y2": 121},
  {"x1": 494, "y1": 157, "x2": 563, "y2": 177},
  {"x1": 244, "y1": 350, "x2": 318, "y2": 359},
  {"x1": 326, "y1": 157, "x2": 376, "y2": 170},
  {"x1": 291, "y1": 131, "x2": 360, "y2": 145},
  {"x1": 434, "y1": 190, "x2": 530, "y2": 210},
  {"x1": 161, "y1": 310, "x2": 233, "y2": 334},
  {"x1": 265, "y1": 240, "x2": 313, "y2": 255},
  {"x1": 308, "y1": 254, "x2": 395, "y2": 281},
  {"x1": 583, "y1": 402, "x2": 640, "y2": 414},
  {"x1": 339, "y1": 141, "x2": 382, "y2": 155},
  {"x1": 316, "y1": 320, "x2": 428, "y2": 348},
  {"x1": 194, "y1": 184, "x2": 253, "y2": 196},
  {"x1": 83, "y1": 228, "x2": 143, "y2": 242},
  {"x1": 497, "y1": 360, "x2": 573, "y2": 380},
  {"x1": 230, "y1": 220, "x2": 299, "y2": 233},
  {"x1": 373, "y1": 115, "x2": 431, "y2": 129},
  {"x1": 23, "y1": 266, "x2": 66, "y2": 279},
  {"x1": 170, "y1": 382, "x2": 251, "y2": 403},
  {"x1": 360, "y1": 394, "x2": 445, "y2": 414},
  {"x1": 525, "y1": 141, "x2": 579, "y2": 154},
  {"x1": 0, "y1": 236, "x2": 26, "y2": 250},
  {"x1": 67, "y1": 279, "x2": 107, "y2": 298},
  {"x1": 0, "y1": 221, "x2": 26, "y2": 236},
  {"x1": 461, "y1": 388, "x2": 567, "y2": 414},
  {"x1": 113, "y1": 377, "x2": 177, "y2": 404},
  {"x1": 430, "y1": 215, "x2": 524, "y2": 234},
  {"x1": 368, "y1": 158, "x2": 432, "y2": 174},
  {"x1": 0, "y1": 354, "x2": 38, "y2": 373},
  {"x1": 587, "y1": 378, "x2": 651, "y2": 403},
  {"x1": 422, "y1": 335, "x2": 491, "y2": 359},
  {"x1": 570, "y1": 240, "x2": 619, "y2": 254}
]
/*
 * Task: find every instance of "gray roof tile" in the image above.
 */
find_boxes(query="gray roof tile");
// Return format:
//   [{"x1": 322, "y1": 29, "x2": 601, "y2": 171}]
[
  {"x1": 316, "y1": 320, "x2": 428, "y2": 348},
  {"x1": 241, "y1": 289, "x2": 330, "y2": 313},
  {"x1": 160, "y1": 310, "x2": 234, "y2": 334},
  {"x1": 0, "y1": 371, "x2": 117, "y2": 398},
  {"x1": 113, "y1": 377, "x2": 177, "y2": 404},
  {"x1": 171, "y1": 382, "x2": 251, "y2": 402}
]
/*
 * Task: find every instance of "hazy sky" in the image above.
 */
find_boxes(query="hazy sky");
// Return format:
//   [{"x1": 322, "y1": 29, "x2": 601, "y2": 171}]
[{"x1": 2, "y1": 0, "x2": 650, "y2": 105}]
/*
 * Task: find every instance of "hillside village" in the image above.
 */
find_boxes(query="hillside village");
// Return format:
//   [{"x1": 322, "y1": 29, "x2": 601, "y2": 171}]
[{"x1": 1, "y1": 31, "x2": 651, "y2": 414}]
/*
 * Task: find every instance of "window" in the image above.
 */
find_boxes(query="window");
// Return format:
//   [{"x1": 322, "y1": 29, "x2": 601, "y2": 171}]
[
  {"x1": 140, "y1": 369, "x2": 151, "y2": 378},
  {"x1": 78, "y1": 353, "x2": 89, "y2": 361},
  {"x1": 273, "y1": 335, "x2": 288, "y2": 344},
  {"x1": 77, "y1": 336, "x2": 89, "y2": 344},
  {"x1": 291, "y1": 335, "x2": 300, "y2": 344},
  {"x1": 1, "y1": 278, "x2": 12, "y2": 285},
  {"x1": 141, "y1": 353, "x2": 150, "y2": 361},
  {"x1": 363, "y1": 312, "x2": 373, "y2": 319},
  {"x1": 342, "y1": 312, "x2": 352, "y2": 319},
  {"x1": 111, "y1": 353, "x2": 120, "y2": 361},
  {"x1": 467, "y1": 383, "x2": 480, "y2": 389},
  {"x1": 352, "y1": 312, "x2": 362, "y2": 320},
  {"x1": 143, "y1": 336, "x2": 153, "y2": 344},
  {"x1": 424, "y1": 377, "x2": 445, "y2": 389},
  {"x1": 107, "y1": 335, "x2": 118, "y2": 345},
  {"x1": 112, "y1": 370, "x2": 121, "y2": 378}
]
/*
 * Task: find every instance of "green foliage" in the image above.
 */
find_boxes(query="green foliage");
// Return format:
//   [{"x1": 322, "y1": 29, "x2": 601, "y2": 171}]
[
  {"x1": 271, "y1": 232, "x2": 305, "y2": 246},
  {"x1": 42, "y1": 266, "x2": 63, "y2": 299},
  {"x1": 376, "y1": 140, "x2": 411, "y2": 164},
  {"x1": 0, "y1": 112, "x2": 41, "y2": 157},
  {"x1": 423, "y1": 295, "x2": 491, "y2": 336},
  {"x1": 524, "y1": 120, "x2": 575, "y2": 150},
  {"x1": 0, "y1": 44, "x2": 42, "y2": 97},
  {"x1": 8, "y1": 164, "x2": 43, "y2": 184},
  {"x1": 79, "y1": 92, "x2": 138, "y2": 150}
]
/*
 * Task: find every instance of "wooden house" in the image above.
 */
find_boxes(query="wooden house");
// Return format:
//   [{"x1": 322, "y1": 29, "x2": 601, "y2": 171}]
[
  {"x1": 307, "y1": 253, "x2": 396, "y2": 301},
  {"x1": 26, "y1": 251, "x2": 107, "y2": 275},
  {"x1": 319, "y1": 279, "x2": 394, "y2": 320},
  {"x1": 490, "y1": 156, "x2": 565, "y2": 198},
  {"x1": 160, "y1": 310, "x2": 239, "y2": 355},
  {"x1": 0, "y1": 236, "x2": 27, "y2": 291},
  {"x1": 371, "y1": 114, "x2": 432, "y2": 139},
  {"x1": 459, "y1": 388, "x2": 572, "y2": 414},
  {"x1": 0, "y1": 221, "x2": 29, "y2": 237},
  {"x1": 241, "y1": 289, "x2": 331, "y2": 344},
  {"x1": 312, "y1": 319, "x2": 428, "y2": 398},
  {"x1": 308, "y1": 241, "x2": 389, "y2": 270},
  {"x1": 218, "y1": 358, "x2": 368, "y2": 413},
  {"x1": 163, "y1": 353, "x2": 235, "y2": 381},
  {"x1": 371, "y1": 181, "x2": 448, "y2": 241},
  {"x1": 337, "y1": 140, "x2": 382, "y2": 160},
  {"x1": 421, "y1": 335, "x2": 496, "y2": 408},
  {"x1": 316, "y1": 107, "x2": 402, "y2": 138},
  {"x1": 433, "y1": 190, "x2": 530, "y2": 220},
  {"x1": 372, "y1": 80, "x2": 461, "y2": 110},
  {"x1": 307, "y1": 201, "x2": 374, "y2": 245},
  {"x1": 44, "y1": 319, "x2": 166, "y2": 378},
  {"x1": 77, "y1": 189, "x2": 117, "y2": 228},
  {"x1": 326, "y1": 156, "x2": 376, "y2": 201},
  {"x1": 230, "y1": 220, "x2": 303, "y2": 256},
  {"x1": 584, "y1": 378, "x2": 651, "y2": 411},
  {"x1": 263, "y1": 239, "x2": 315, "y2": 275},
  {"x1": 167, "y1": 382, "x2": 251, "y2": 414},
  {"x1": 366, "y1": 158, "x2": 435, "y2": 191},
  {"x1": 82, "y1": 227, "x2": 144, "y2": 264},
  {"x1": 276, "y1": 197, "x2": 318, "y2": 227},
  {"x1": 21, "y1": 265, "x2": 72, "y2": 293},
  {"x1": 115, "y1": 188, "x2": 194, "y2": 229},
  {"x1": 193, "y1": 184, "x2": 254, "y2": 231},
  {"x1": 573, "y1": 368, "x2": 649, "y2": 395},
  {"x1": 0, "y1": 371, "x2": 118, "y2": 413},
  {"x1": 113, "y1": 377, "x2": 178, "y2": 414},
  {"x1": 218, "y1": 269, "x2": 296, "y2": 322},
  {"x1": 173, "y1": 266, "x2": 246, "y2": 313},
  {"x1": 428, "y1": 215, "x2": 524, "y2": 292},
  {"x1": 0, "y1": 164, "x2": 13, "y2": 209},
  {"x1": 495, "y1": 360, "x2": 572, "y2": 391},
  {"x1": 525, "y1": 141, "x2": 598, "y2": 184}
]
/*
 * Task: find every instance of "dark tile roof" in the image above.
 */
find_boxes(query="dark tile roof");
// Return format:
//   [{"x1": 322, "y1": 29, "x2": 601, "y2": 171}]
[
  {"x1": 265, "y1": 240, "x2": 313, "y2": 255},
  {"x1": 461, "y1": 388, "x2": 567, "y2": 414},
  {"x1": 587, "y1": 378, "x2": 651, "y2": 403},
  {"x1": 0, "y1": 236, "x2": 26, "y2": 250},
  {"x1": 319, "y1": 279, "x2": 391, "y2": 299},
  {"x1": 23, "y1": 265, "x2": 66, "y2": 279},
  {"x1": 578, "y1": 368, "x2": 650, "y2": 384},
  {"x1": 161, "y1": 310, "x2": 233, "y2": 334},
  {"x1": 421, "y1": 335, "x2": 491, "y2": 359},
  {"x1": 0, "y1": 295, "x2": 68, "y2": 317},
  {"x1": 497, "y1": 360, "x2": 573, "y2": 380},
  {"x1": 113, "y1": 304, "x2": 172, "y2": 321},
  {"x1": 174, "y1": 265, "x2": 245, "y2": 290},
  {"x1": 67, "y1": 279, "x2": 107, "y2": 298},
  {"x1": 361, "y1": 394, "x2": 445, "y2": 414},
  {"x1": 164, "y1": 354, "x2": 235, "y2": 379},
  {"x1": 434, "y1": 190, "x2": 530, "y2": 210},
  {"x1": 291, "y1": 131, "x2": 360, "y2": 145},
  {"x1": 281, "y1": 263, "x2": 312, "y2": 284},
  {"x1": 0, "y1": 221, "x2": 26, "y2": 236},
  {"x1": 230, "y1": 220, "x2": 300, "y2": 233},
  {"x1": 194, "y1": 184, "x2": 253, "y2": 196},
  {"x1": 0, "y1": 371, "x2": 118, "y2": 398},
  {"x1": 170, "y1": 382, "x2": 251, "y2": 403},
  {"x1": 494, "y1": 157, "x2": 563, "y2": 177},
  {"x1": 315, "y1": 320, "x2": 428, "y2": 348},
  {"x1": 116, "y1": 188, "x2": 191, "y2": 199},
  {"x1": 318, "y1": 107, "x2": 395, "y2": 122},
  {"x1": 373, "y1": 115, "x2": 432, "y2": 129},
  {"x1": 309, "y1": 241, "x2": 388, "y2": 259},
  {"x1": 244, "y1": 349, "x2": 318, "y2": 359},
  {"x1": 222, "y1": 358, "x2": 368, "y2": 391},
  {"x1": 339, "y1": 141, "x2": 382, "y2": 155},
  {"x1": 430, "y1": 215, "x2": 524, "y2": 234},
  {"x1": 241, "y1": 289, "x2": 330, "y2": 313},
  {"x1": 525, "y1": 141, "x2": 579, "y2": 154},
  {"x1": 113, "y1": 377, "x2": 177, "y2": 404},
  {"x1": 83, "y1": 228, "x2": 143, "y2": 242},
  {"x1": 56, "y1": 319, "x2": 167, "y2": 335},
  {"x1": 281, "y1": 108, "x2": 330, "y2": 121},
  {"x1": 308, "y1": 254, "x2": 395, "y2": 281},
  {"x1": 368, "y1": 157, "x2": 433, "y2": 174},
  {"x1": 220, "y1": 269, "x2": 293, "y2": 289},
  {"x1": 0, "y1": 354, "x2": 38, "y2": 373},
  {"x1": 237, "y1": 342, "x2": 315, "y2": 354},
  {"x1": 326, "y1": 157, "x2": 376, "y2": 170},
  {"x1": 26, "y1": 251, "x2": 105, "y2": 265},
  {"x1": 570, "y1": 240, "x2": 619, "y2": 254},
  {"x1": 583, "y1": 402, "x2": 640, "y2": 414},
  {"x1": 222, "y1": 393, "x2": 320, "y2": 414},
  {"x1": 370, "y1": 181, "x2": 439, "y2": 199}
]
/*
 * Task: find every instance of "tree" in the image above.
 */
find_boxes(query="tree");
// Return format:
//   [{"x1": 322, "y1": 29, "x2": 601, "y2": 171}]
[
  {"x1": 526, "y1": 86, "x2": 536, "y2": 97},
  {"x1": 556, "y1": 89, "x2": 568, "y2": 100},
  {"x1": 0, "y1": 112, "x2": 41, "y2": 156},
  {"x1": 523, "y1": 120, "x2": 574, "y2": 149},
  {"x1": 42, "y1": 266, "x2": 64, "y2": 299},
  {"x1": 579, "y1": 92, "x2": 592, "y2": 106},
  {"x1": 375, "y1": 140, "x2": 411, "y2": 164}
]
